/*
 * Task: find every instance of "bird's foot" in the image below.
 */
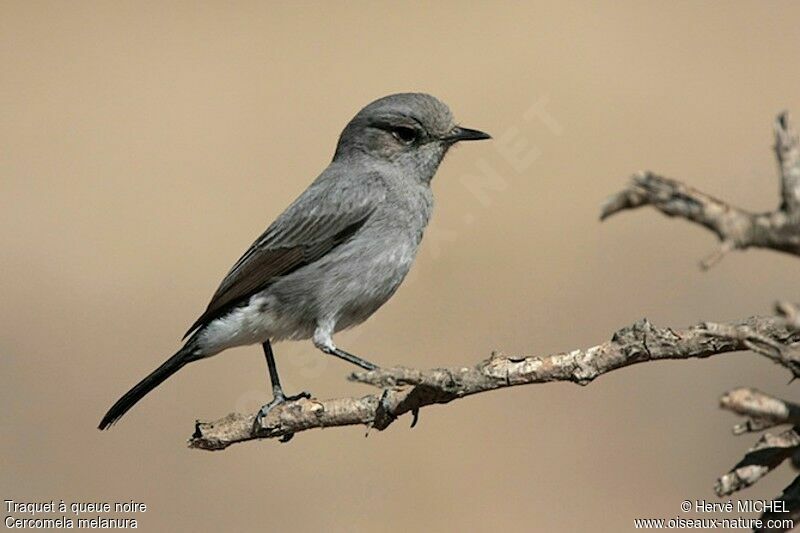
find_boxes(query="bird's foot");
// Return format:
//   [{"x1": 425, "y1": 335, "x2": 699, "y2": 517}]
[{"x1": 252, "y1": 390, "x2": 311, "y2": 442}]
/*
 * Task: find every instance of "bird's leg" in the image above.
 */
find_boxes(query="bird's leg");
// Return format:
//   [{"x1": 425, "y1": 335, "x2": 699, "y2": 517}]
[
  {"x1": 311, "y1": 331, "x2": 421, "y2": 428},
  {"x1": 313, "y1": 332, "x2": 379, "y2": 371},
  {"x1": 253, "y1": 340, "x2": 310, "y2": 441},
  {"x1": 327, "y1": 347, "x2": 379, "y2": 370}
]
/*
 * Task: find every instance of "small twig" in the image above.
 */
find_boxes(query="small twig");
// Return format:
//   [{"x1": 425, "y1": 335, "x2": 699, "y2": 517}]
[
  {"x1": 700, "y1": 240, "x2": 735, "y2": 270},
  {"x1": 777, "y1": 301, "x2": 800, "y2": 330}
]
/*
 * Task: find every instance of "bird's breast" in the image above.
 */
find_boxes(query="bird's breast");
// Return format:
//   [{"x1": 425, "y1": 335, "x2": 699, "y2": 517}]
[{"x1": 328, "y1": 237, "x2": 418, "y2": 331}]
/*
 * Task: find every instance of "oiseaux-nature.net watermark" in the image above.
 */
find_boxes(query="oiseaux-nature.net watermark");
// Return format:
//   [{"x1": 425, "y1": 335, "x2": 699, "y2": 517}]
[{"x1": 633, "y1": 499, "x2": 794, "y2": 529}]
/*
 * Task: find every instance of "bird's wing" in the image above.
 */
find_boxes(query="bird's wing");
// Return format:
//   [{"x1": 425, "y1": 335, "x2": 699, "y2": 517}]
[{"x1": 184, "y1": 171, "x2": 385, "y2": 337}]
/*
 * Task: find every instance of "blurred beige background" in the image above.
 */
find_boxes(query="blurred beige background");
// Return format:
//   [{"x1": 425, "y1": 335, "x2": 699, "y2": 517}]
[{"x1": 2, "y1": 1, "x2": 799, "y2": 531}]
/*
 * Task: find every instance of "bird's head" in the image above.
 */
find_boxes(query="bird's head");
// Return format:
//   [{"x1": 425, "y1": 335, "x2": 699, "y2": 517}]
[{"x1": 333, "y1": 93, "x2": 490, "y2": 182}]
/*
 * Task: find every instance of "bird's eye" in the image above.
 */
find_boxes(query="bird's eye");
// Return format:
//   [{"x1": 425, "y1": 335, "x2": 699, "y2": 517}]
[{"x1": 390, "y1": 126, "x2": 418, "y2": 144}]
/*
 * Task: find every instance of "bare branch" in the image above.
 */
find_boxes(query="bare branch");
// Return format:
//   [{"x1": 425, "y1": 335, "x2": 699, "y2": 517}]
[
  {"x1": 702, "y1": 322, "x2": 800, "y2": 376},
  {"x1": 715, "y1": 427, "x2": 800, "y2": 497},
  {"x1": 601, "y1": 112, "x2": 800, "y2": 265},
  {"x1": 720, "y1": 388, "x2": 800, "y2": 434},
  {"x1": 599, "y1": 111, "x2": 800, "y2": 527},
  {"x1": 776, "y1": 112, "x2": 800, "y2": 217},
  {"x1": 712, "y1": 304, "x2": 800, "y2": 528},
  {"x1": 189, "y1": 315, "x2": 798, "y2": 450}
]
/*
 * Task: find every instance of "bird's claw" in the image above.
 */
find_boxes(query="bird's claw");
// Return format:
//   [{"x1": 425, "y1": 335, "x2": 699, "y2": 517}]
[
  {"x1": 376, "y1": 390, "x2": 419, "y2": 429},
  {"x1": 252, "y1": 390, "x2": 312, "y2": 441},
  {"x1": 410, "y1": 408, "x2": 420, "y2": 428}
]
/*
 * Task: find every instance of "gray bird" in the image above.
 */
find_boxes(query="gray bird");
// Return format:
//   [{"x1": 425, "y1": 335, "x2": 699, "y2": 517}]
[{"x1": 99, "y1": 93, "x2": 490, "y2": 432}]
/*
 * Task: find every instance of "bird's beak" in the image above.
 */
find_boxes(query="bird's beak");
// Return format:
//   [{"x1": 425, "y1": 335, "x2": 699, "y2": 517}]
[{"x1": 444, "y1": 126, "x2": 492, "y2": 142}]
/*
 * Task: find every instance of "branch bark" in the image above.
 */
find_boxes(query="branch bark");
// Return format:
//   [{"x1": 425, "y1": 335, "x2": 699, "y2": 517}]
[
  {"x1": 189, "y1": 315, "x2": 799, "y2": 450},
  {"x1": 715, "y1": 427, "x2": 800, "y2": 497},
  {"x1": 720, "y1": 388, "x2": 800, "y2": 434},
  {"x1": 601, "y1": 112, "x2": 800, "y2": 267}
]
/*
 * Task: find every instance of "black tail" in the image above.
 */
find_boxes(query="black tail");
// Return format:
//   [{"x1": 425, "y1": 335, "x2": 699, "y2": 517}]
[{"x1": 98, "y1": 346, "x2": 195, "y2": 430}]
